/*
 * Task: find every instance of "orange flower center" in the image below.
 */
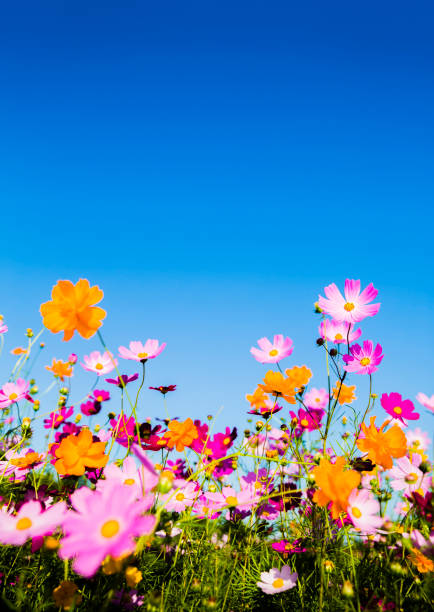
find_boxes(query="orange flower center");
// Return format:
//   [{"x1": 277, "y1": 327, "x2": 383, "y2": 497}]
[
  {"x1": 175, "y1": 492, "x2": 185, "y2": 501},
  {"x1": 16, "y1": 517, "x2": 32, "y2": 530},
  {"x1": 269, "y1": 349, "x2": 279, "y2": 357},
  {"x1": 96, "y1": 396, "x2": 103, "y2": 402},
  {"x1": 9, "y1": 392, "x2": 18, "y2": 401},
  {"x1": 352, "y1": 507, "x2": 362, "y2": 519},
  {"x1": 123, "y1": 478, "x2": 135, "y2": 486},
  {"x1": 254, "y1": 482, "x2": 262, "y2": 490},
  {"x1": 226, "y1": 496, "x2": 238, "y2": 506},
  {"x1": 405, "y1": 473, "x2": 418, "y2": 484},
  {"x1": 223, "y1": 437, "x2": 231, "y2": 445},
  {"x1": 393, "y1": 406, "x2": 402, "y2": 415},
  {"x1": 335, "y1": 333, "x2": 343, "y2": 340},
  {"x1": 95, "y1": 363, "x2": 104, "y2": 370},
  {"x1": 300, "y1": 419, "x2": 309, "y2": 428},
  {"x1": 360, "y1": 357, "x2": 371, "y2": 366},
  {"x1": 137, "y1": 352, "x2": 148, "y2": 359},
  {"x1": 272, "y1": 578, "x2": 284, "y2": 588},
  {"x1": 315, "y1": 397, "x2": 321, "y2": 403},
  {"x1": 100, "y1": 519, "x2": 120, "y2": 538},
  {"x1": 344, "y1": 302, "x2": 355, "y2": 311}
]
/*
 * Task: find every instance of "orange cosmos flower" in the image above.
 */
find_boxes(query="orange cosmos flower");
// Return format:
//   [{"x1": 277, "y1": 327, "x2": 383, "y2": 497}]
[
  {"x1": 356, "y1": 416, "x2": 407, "y2": 470},
  {"x1": 54, "y1": 428, "x2": 108, "y2": 476},
  {"x1": 333, "y1": 381, "x2": 357, "y2": 405},
  {"x1": 45, "y1": 358, "x2": 73, "y2": 381},
  {"x1": 10, "y1": 452, "x2": 43, "y2": 469},
  {"x1": 258, "y1": 371, "x2": 297, "y2": 404},
  {"x1": 285, "y1": 365, "x2": 312, "y2": 390},
  {"x1": 245, "y1": 386, "x2": 269, "y2": 410},
  {"x1": 409, "y1": 548, "x2": 434, "y2": 573},
  {"x1": 163, "y1": 418, "x2": 199, "y2": 452},
  {"x1": 40, "y1": 279, "x2": 106, "y2": 342},
  {"x1": 312, "y1": 456, "x2": 361, "y2": 519},
  {"x1": 11, "y1": 347, "x2": 28, "y2": 356}
]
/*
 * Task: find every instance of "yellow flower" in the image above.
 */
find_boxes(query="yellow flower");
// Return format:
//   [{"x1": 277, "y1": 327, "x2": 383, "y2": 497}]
[
  {"x1": 312, "y1": 456, "x2": 360, "y2": 519},
  {"x1": 409, "y1": 548, "x2": 434, "y2": 573},
  {"x1": 52, "y1": 581, "x2": 82, "y2": 610},
  {"x1": 125, "y1": 566, "x2": 143, "y2": 587}
]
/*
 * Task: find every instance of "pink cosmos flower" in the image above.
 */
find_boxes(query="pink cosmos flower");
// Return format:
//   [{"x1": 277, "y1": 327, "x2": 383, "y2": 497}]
[
  {"x1": 319, "y1": 319, "x2": 362, "y2": 344},
  {"x1": 68, "y1": 353, "x2": 78, "y2": 364},
  {"x1": 416, "y1": 392, "x2": 434, "y2": 414},
  {"x1": 257, "y1": 565, "x2": 298, "y2": 594},
  {"x1": 92, "y1": 389, "x2": 110, "y2": 403},
  {"x1": 59, "y1": 482, "x2": 156, "y2": 577},
  {"x1": 43, "y1": 406, "x2": 74, "y2": 430},
  {"x1": 389, "y1": 455, "x2": 431, "y2": 497},
  {"x1": 247, "y1": 399, "x2": 283, "y2": 419},
  {"x1": 118, "y1": 340, "x2": 166, "y2": 362},
  {"x1": 0, "y1": 321, "x2": 8, "y2": 334},
  {"x1": 343, "y1": 341, "x2": 384, "y2": 374},
  {"x1": 191, "y1": 495, "x2": 222, "y2": 520},
  {"x1": 97, "y1": 456, "x2": 158, "y2": 499},
  {"x1": 406, "y1": 427, "x2": 431, "y2": 451},
  {"x1": 81, "y1": 400, "x2": 101, "y2": 416},
  {"x1": 81, "y1": 351, "x2": 117, "y2": 376},
  {"x1": 205, "y1": 485, "x2": 260, "y2": 512},
  {"x1": 380, "y1": 392, "x2": 419, "y2": 425},
  {"x1": 290, "y1": 407, "x2": 324, "y2": 434},
  {"x1": 162, "y1": 481, "x2": 200, "y2": 513},
  {"x1": 318, "y1": 279, "x2": 380, "y2": 323},
  {"x1": 0, "y1": 500, "x2": 66, "y2": 545},
  {"x1": 250, "y1": 335, "x2": 294, "y2": 364},
  {"x1": 0, "y1": 379, "x2": 31, "y2": 408},
  {"x1": 346, "y1": 489, "x2": 383, "y2": 534},
  {"x1": 303, "y1": 387, "x2": 329, "y2": 410}
]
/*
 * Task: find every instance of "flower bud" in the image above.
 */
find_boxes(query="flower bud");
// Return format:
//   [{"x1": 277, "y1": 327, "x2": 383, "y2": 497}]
[
  {"x1": 22, "y1": 417, "x2": 31, "y2": 428},
  {"x1": 75, "y1": 414, "x2": 82, "y2": 423},
  {"x1": 323, "y1": 559, "x2": 335, "y2": 573},
  {"x1": 68, "y1": 353, "x2": 78, "y2": 364},
  {"x1": 158, "y1": 470, "x2": 175, "y2": 494},
  {"x1": 329, "y1": 348, "x2": 337, "y2": 357},
  {"x1": 316, "y1": 337, "x2": 324, "y2": 346},
  {"x1": 30, "y1": 386, "x2": 38, "y2": 395},
  {"x1": 26, "y1": 328, "x2": 34, "y2": 338},
  {"x1": 60, "y1": 387, "x2": 69, "y2": 396},
  {"x1": 341, "y1": 580, "x2": 354, "y2": 598},
  {"x1": 94, "y1": 424, "x2": 100, "y2": 432}
]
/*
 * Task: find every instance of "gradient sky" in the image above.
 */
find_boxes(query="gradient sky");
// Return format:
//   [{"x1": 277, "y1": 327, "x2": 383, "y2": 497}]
[{"x1": 1, "y1": 1, "x2": 433, "y2": 448}]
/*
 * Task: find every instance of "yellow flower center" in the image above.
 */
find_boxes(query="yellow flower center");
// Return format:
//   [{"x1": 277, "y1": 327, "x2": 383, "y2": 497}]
[
  {"x1": 352, "y1": 507, "x2": 362, "y2": 519},
  {"x1": 95, "y1": 363, "x2": 104, "y2": 370},
  {"x1": 360, "y1": 357, "x2": 371, "y2": 366},
  {"x1": 335, "y1": 333, "x2": 343, "y2": 340},
  {"x1": 97, "y1": 396, "x2": 103, "y2": 402},
  {"x1": 300, "y1": 419, "x2": 309, "y2": 428},
  {"x1": 315, "y1": 397, "x2": 321, "y2": 403},
  {"x1": 344, "y1": 302, "x2": 355, "y2": 311},
  {"x1": 254, "y1": 482, "x2": 262, "y2": 490},
  {"x1": 123, "y1": 478, "x2": 135, "y2": 486},
  {"x1": 226, "y1": 496, "x2": 238, "y2": 506},
  {"x1": 137, "y1": 352, "x2": 148, "y2": 359},
  {"x1": 175, "y1": 493, "x2": 185, "y2": 501},
  {"x1": 405, "y1": 473, "x2": 418, "y2": 484},
  {"x1": 100, "y1": 519, "x2": 120, "y2": 538},
  {"x1": 272, "y1": 578, "x2": 284, "y2": 588},
  {"x1": 203, "y1": 506, "x2": 209, "y2": 515},
  {"x1": 269, "y1": 349, "x2": 279, "y2": 357},
  {"x1": 9, "y1": 392, "x2": 18, "y2": 401},
  {"x1": 393, "y1": 406, "x2": 402, "y2": 415},
  {"x1": 223, "y1": 437, "x2": 231, "y2": 445},
  {"x1": 16, "y1": 517, "x2": 32, "y2": 530}
]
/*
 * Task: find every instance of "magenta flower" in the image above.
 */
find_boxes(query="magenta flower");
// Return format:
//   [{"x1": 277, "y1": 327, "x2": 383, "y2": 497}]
[
  {"x1": 290, "y1": 407, "x2": 324, "y2": 434},
  {"x1": 303, "y1": 387, "x2": 329, "y2": 410},
  {"x1": 59, "y1": 483, "x2": 156, "y2": 577},
  {"x1": 250, "y1": 334, "x2": 293, "y2": 364},
  {"x1": 110, "y1": 414, "x2": 137, "y2": 446},
  {"x1": 68, "y1": 353, "x2": 78, "y2": 364},
  {"x1": 0, "y1": 500, "x2": 66, "y2": 545},
  {"x1": 43, "y1": 406, "x2": 74, "y2": 429},
  {"x1": 272, "y1": 539, "x2": 306, "y2": 555},
  {"x1": 318, "y1": 279, "x2": 380, "y2": 323},
  {"x1": 81, "y1": 351, "x2": 118, "y2": 376},
  {"x1": 319, "y1": 318, "x2": 362, "y2": 344},
  {"x1": 416, "y1": 392, "x2": 434, "y2": 414},
  {"x1": 257, "y1": 566, "x2": 298, "y2": 594},
  {"x1": 380, "y1": 392, "x2": 419, "y2": 424},
  {"x1": 80, "y1": 400, "x2": 101, "y2": 416},
  {"x1": 92, "y1": 389, "x2": 110, "y2": 403},
  {"x1": 247, "y1": 399, "x2": 283, "y2": 419},
  {"x1": 346, "y1": 489, "x2": 383, "y2": 534},
  {"x1": 106, "y1": 373, "x2": 139, "y2": 387},
  {"x1": 0, "y1": 379, "x2": 31, "y2": 408},
  {"x1": 118, "y1": 339, "x2": 166, "y2": 363},
  {"x1": 343, "y1": 341, "x2": 383, "y2": 374}
]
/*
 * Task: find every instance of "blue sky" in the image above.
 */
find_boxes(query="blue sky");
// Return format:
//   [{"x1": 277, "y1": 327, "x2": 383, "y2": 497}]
[{"x1": 0, "y1": 1, "x2": 433, "y2": 448}]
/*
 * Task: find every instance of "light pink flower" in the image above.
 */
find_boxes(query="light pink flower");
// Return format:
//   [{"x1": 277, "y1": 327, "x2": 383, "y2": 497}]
[
  {"x1": 303, "y1": 387, "x2": 329, "y2": 410},
  {"x1": 406, "y1": 428, "x2": 431, "y2": 451},
  {"x1": 250, "y1": 335, "x2": 293, "y2": 364},
  {"x1": 389, "y1": 455, "x2": 431, "y2": 497},
  {"x1": 0, "y1": 321, "x2": 8, "y2": 334},
  {"x1": 97, "y1": 456, "x2": 158, "y2": 499},
  {"x1": 0, "y1": 379, "x2": 31, "y2": 408},
  {"x1": 60, "y1": 482, "x2": 156, "y2": 577},
  {"x1": 318, "y1": 279, "x2": 380, "y2": 323},
  {"x1": 257, "y1": 565, "x2": 298, "y2": 594},
  {"x1": 118, "y1": 340, "x2": 166, "y2": 362},
  {"x1": 319, "y1": 319, "x2": 362, "y2": 344},
  {"x1": 343, "y1": 341, "x2": 383, "y2": 375},
  {"x1": 416, "y1": 392, "x2": 434, "y2": 414},
  {"x1": 162, "y1": 481, "x2": 200, "y2": 513},
  {"x1": 0, "y1": 500, "x2": 66, "y2": 545},
  {"x1": 81, "y1": 351, "x2": 117, "y2": 376},
  {"x1": 346, "y1": 488, "x2": 383, "y2": 534},
  {"x1": 205, "y1": 485, "x2": 260, "y2": 511}
]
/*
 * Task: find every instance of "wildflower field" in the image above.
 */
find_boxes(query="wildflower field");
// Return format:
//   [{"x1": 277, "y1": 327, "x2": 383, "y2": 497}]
[{"x1": 0, "y1": 278, "x2": 432, "y2": 611}]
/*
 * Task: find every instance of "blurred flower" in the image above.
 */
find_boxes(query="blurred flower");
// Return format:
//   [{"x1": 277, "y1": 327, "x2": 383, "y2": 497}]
[
  {"x1": 416, "y1": 392, "x2": 434, "y2": 414},
  {"x1": 11, "y1": 347, "x2": 27, "y2": 355},
  {"x1": 313, "y1": 457, "x2": 360, "y2": 519},
  {"x1": 406, "y1": 427, "x2": 431, "y2": 451},
  {"x1": 343, "y1": 341, "x2": 384, "y2": 375},
  {"x1": 92, "y1": 389, "x2": 110, "y2": 403},
  {"x1": 250, "y1": 334, "x2": 293, "y2": 364},
  {"x1": 381, "y1": 392, "x2": 419, "y2": 424},
  {"x1": 0, "y1": 320, "x2": 8, "y2": 334},
  {"x1": 248, "y1": 399, "x2": 282, "y2": 419},
  {"x1": 332, "y1": 381, "x2": 357, "y2": 405},
  {"x1": 272, "y1": 539, "x2": 306, "y2": 556},
  {"x1": 119, "y1": 339, "x2": 166, "y2": 362},
  {"x1": 54, "y1": 428, "x2": 108, "y2": 476},
  {"x1": 356, "y1": 417, "x2": 407, "y2": 469},
  {"x1": 52, "y1": 581, "x2": 82, "y2": 610},
  {"x1": 0, "y1": 500, "x2": 66, "y2": 546},
  {"x1": 40, "y1": 279, "x2": 106, "y2": 341},
  {"x1": 304, "y1": 387, "x2": 329, "y2": 409},
  {"x1": 257, "y1": 565, "x2": 298, "y2": 594},
  {"x1": 319, "y1": 318, "x2": 362, "y2": 344},
  {"x1": 163, "y1": 418, "x2": 199, "y2": 452},
  {"x1": 346, "y1": 488, "x2": 383, "y2": 533},
  {"x1": 68, "y1": 353, "x2": 78, "y2": 364},
  {"x1": 0, "y1": 379, "x2": 31, "y2": 408},
  {"x1": 408, "y1": 548, "x2": 434, "y2": 573},
  {"x1": 81, "y1": 351, "x2": 117, "y2": 376},
  {"x1": 106, "y1": 373, "x2": 139, "y2": 388},
  {"x1": 149, "y1": 385, "x2": 176, "y2": 395},
  {"x1": 125, "y1": 566, "x2": 142, "y2": 588},
  {"x1": 317, "y1": 279, "x2": 380, "y2": 323},
  {"x1": 45, "y1": 359, "x2": 73, "y2": 381},
  {"x1": 44, "y1": 406, "x2": 74, "y2": 430}
]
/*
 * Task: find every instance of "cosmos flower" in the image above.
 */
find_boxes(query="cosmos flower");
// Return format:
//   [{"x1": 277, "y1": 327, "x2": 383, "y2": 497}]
[
  {"x1": 45, "y1": 359, "x2": 73, "y2": 381},
  {"x1": 332, "y1": 381, "x2": 357, "y2": 405},
  {"x1": 97, "y1": 456, "x2": 158, "y2": 499},
  {"x1": 416, "y1": 392, "x2": 434, "y2": 414},
  {"x1": 406, "y1": 428, "x2": 431, "y2": 451},
  {"x1": 106, "y1": 373, "x2": 139, "y2": 388},
  {"x1": 44, "y1": 406, "x2": 74, "y2": 430},
  {"x1": 250, "y1": 335, "x2": 293, "y2": 364},
  {"x1": 290, "y1": 407, "x2": 324, "y2": 433},
  {"x1": 40, "y1": 279, "x2": 106, "y2": 341},
  {"x1": 59, "y1": 483, "x2": 156, "y2": 577},
  {"x1": 80, "y1": 400, "x2": 101, "y2": 416},
  {"x1": 0, "y1": 449, "x2": 45, "y2": 482},
  {"x1": 356, "y1": 417, "x2": 407, "y2": 470},
  {"x1": 271, "y1": 539, "x2": 306, "y2": 556},
  {"x1": 319, "y1": 319, "x2": 362, "y2": 344},
  {"x1": 312, "y1": 457, "x2": 361, "y2": 519},
  {"x1": 81, "y1": 351, "x2": 117, "y2": 376},
  {"x1": 0, "y1": 379, "x2": 31, "y2": 408},
  {"x1": 285, "y1": 365, "x2": 312, "y2": 390},
  {"x1": 149, "y1": 385, "x2": 176, "y2": 395},
  {"x1": 303, "y1": 387, "x2": 329, "y2": 410},
  {"x1": 54, "y1": 428, "x2": 109, "y2": 476},
  {"x1": 0, "y1": 500, "x2": 66, "y2": 546},
  {"x1": 247, "y1": 399, "x2": 283, "y2": 419},
  {"x1": 118, "y1": 340, "x2": 166, "y2": 362},
  {"x1": 380, "y1": 392, "x2": 419, "y2": 424},
  {"x1": 389, "y1": 455, "x2": 431, "y2": 497},
  {"x1": 163, "y1": 418, "x2": 199, "y2": 452},
  {"x1": 346, "y1": 489, "x2": 383, "y2": 534},
  {"x1": 257, "y1": 566, "x2": 298, "y2": 594},
  {"x1": 317, "y1": 279, "x2": 380, "y2": 323},
  {"x1": 258, "y1": 371, "x2": 296, "y2": 404},
  {"x1": 343, "y1": 341, "x2": 384, "y2": 375},
  {"x1": 205, "y1": 485, "x2": 260, "y2": 512},
  {"x1": 162, "y1": 481, "x2": 200, "y2": 513},
  {"x1": 0, "y1": 320, "x2": 8, "y2": 334}
]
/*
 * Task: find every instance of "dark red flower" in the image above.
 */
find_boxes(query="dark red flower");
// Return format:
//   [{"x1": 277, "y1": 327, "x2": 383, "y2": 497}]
[
  {"x1": 106, "y1": 373, "x2": 139, "y2": 388},
  {"x1": 149, "y1": 385, "x2": 177, "y2": 395}
]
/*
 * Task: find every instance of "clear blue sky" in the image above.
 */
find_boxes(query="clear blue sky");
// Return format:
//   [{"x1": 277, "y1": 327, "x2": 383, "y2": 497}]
[{"x1": 1, "y1": 1, "x2": 433, "y2": 446}]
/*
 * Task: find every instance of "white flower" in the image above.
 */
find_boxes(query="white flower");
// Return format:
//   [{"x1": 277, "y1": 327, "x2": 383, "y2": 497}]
[{"x1": 257, "y1": 565, "x2": 298, "y2": 594}]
